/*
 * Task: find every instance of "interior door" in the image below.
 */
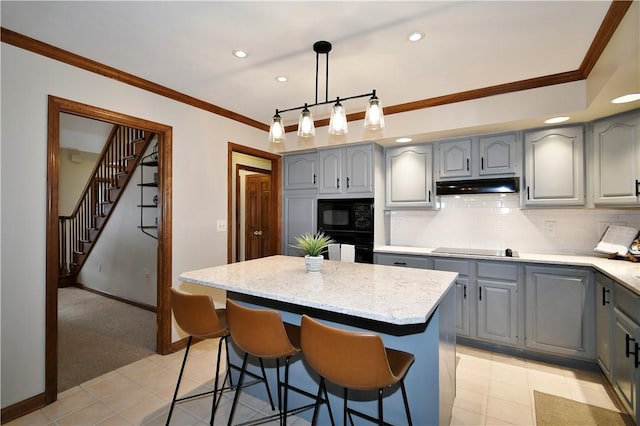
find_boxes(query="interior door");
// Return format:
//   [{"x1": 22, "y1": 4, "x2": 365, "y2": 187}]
[{"x1": 245, "y1": 173, "x2": 271, "y2": 260}]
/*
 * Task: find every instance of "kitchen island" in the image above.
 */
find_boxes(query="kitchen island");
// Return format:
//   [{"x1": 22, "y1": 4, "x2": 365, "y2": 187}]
[{"x1": 179, "y1": 255, "x2": 458, "y2": 425}]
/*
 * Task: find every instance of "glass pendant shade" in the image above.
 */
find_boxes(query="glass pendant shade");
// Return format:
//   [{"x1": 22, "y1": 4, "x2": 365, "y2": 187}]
[
  {"x1": 268, "y1": 112, "x2": 286, "y2": 143},
  {"x1": 297, "y1": 105, "x2": 315, "y2": 137},
  {"x1": 364, "y1": 92, "x2": 385, "y2": 130},
  {"x1": 328, "y1": 99, "x2": 348, "y2": 135}
]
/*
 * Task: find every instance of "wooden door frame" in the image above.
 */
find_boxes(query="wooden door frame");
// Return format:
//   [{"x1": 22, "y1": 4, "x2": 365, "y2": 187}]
[
  {"x1": 228, "y1": 143, "x2": 282, "y2": 263},
  {"x1": 46, "y1": 96, "x2": 173, "y2": 403}
]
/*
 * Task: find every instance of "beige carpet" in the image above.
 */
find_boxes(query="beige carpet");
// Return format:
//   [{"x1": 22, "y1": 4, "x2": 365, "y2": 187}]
[
  {"x1": 534, "y1": 391, "x2": 633, "y2": 426},
  {"x1": 58, "y1": 287, "x2": 156, "y2": 392}
]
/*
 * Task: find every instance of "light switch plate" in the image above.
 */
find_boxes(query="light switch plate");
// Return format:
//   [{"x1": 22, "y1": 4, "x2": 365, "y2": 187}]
[{"x1": 216, "y1": 220, "x2": 227, "y2": 232}]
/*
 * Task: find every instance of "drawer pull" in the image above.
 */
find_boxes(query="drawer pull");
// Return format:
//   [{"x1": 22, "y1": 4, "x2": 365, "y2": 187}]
[
  {"x1": 479, "y1": 286, "x2": 482, "y2": 301},
  {"x1": 636, "y1": 179, "x2": 640, "y2": 196},
  {"x1": 466, "y1": 158, "x2": 470, "y2": 171},
  {"x1": 602, "y1": 287, "x2": 610, "y2": 305},
  {"x1": 393, "y1": 262, "x2": 407, "y2": 266},
  {"x1": 346, "y1": 177, "x2": 350, "y2": 189},
  {"x1": 463, "y1": 284, "x2": 467, "y2": 299},
  {"x1": 336, "y1": 177, "x2": 340, "y2": 189}
]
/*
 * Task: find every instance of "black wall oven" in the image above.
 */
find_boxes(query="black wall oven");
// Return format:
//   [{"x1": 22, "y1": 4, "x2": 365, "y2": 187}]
[{"x1": 317, "y1": 198, "x2": 374, "y2": 263}]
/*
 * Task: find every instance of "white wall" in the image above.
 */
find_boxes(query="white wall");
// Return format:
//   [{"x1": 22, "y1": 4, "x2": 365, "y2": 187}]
[
  {"x1": 0, "y1": 43, "x2": 270, "y2": 408},
  {"x1": 59, "y1": 148, "x2": 99, "y2": 215},
  {"x1": 389, "y1": 193, "x2": 640, "y2": 255}
]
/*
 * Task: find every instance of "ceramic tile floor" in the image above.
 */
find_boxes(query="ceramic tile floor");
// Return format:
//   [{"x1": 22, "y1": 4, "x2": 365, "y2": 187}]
[{"x1": 7, "y1": 340, "x2": 624, "y2": 426}]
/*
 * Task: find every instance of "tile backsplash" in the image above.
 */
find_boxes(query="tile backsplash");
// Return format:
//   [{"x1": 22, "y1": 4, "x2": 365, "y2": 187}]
[{"x1": 388, "y1": 194, "x2": 640, "y2": 255}]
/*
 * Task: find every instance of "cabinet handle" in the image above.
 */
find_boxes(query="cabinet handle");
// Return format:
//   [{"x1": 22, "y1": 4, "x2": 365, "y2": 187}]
[
  {"x1": 527, "y1": 186, "x2": 530, "y2": 200},
  {"x1": 627, "y1": 334, "x2": 640, "y2": 368},
  {"x1": 635, "y1": 342, "x2": 640, "y2": 368},
  {"x1": 602, "y1": 287, "x2": 610, "y2": 305},
  {"x1": 313, "y1": 174, "x2": 316, "y2": 185},
  {"x1": 626, "y1": 333, "x2": 636, "y2": 356},
  {"x1": 393, "y1": 262, "x2": 407, "y2": 266},
  {"x1": 481, "y1": 157, "x2": 484, "y2": 170},
  {"x1": 346, "y1": 177, "x2": 350, "y2": 188},
  {"x1": 466, "y1": 158, "x2": 470, "y2": 171},
  {"x1": 463, "y1": 284, "x2": 467, "y2": 299},
  {"x1": 336, "y1": 177, "x2": 340, "y2": 188},
  {"x1": 636, "y1": 179, "x2": 640, "y2": 196},
  {"x1": 428, "y1": 190, "x2": 431, "y2": 203},
  {"x1": 479, "y1": 286, "x2": 482, "y2": 301}
]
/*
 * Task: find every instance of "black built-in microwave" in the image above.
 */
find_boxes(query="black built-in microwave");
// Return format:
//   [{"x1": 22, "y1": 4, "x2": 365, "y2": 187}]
[{"x1": 317, "y1": 198, "x2": 373, "y2": 233}]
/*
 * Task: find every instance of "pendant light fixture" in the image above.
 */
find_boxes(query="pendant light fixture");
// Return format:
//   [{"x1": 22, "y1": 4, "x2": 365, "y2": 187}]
[{"x1": 268, "y1": 41, "x2": 385, "y2": 143}]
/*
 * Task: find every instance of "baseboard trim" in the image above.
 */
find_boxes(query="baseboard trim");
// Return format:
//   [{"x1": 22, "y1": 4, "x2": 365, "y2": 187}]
[
  {"x1": 74, "y1": 283, "x2": 157, "y2": 313},
  {"x1": 1, "y1": 393, "x2": 46, "y2": 424}
]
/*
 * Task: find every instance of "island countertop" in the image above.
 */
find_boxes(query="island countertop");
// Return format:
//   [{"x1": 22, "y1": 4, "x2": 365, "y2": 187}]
[{"x1": 179, "y1": 255, "x2": 458, "y2": 325}]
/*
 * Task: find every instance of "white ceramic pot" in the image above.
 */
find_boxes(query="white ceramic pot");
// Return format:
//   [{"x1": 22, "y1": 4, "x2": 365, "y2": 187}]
[{"x1": 304, "y1": 255, "x2": 323, "y2": 272}]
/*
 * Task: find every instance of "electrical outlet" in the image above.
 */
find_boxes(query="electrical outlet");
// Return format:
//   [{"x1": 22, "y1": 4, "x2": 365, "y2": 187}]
[
  {"x1": 216, "y1": 220, "x2": 227, "y2": 232},
  {"x1": 544, "y1": 220, "x2": 557, "y2": 237}
]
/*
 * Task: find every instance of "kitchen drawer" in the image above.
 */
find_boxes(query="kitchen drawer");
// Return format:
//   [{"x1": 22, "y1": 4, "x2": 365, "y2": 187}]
[
  {"x1": 477, "y1": 261, "x2": 518, "y2": 281},
  {"x1": 433, "y1": 258, "x2": 470, "y2": 275},
  {"x1": 374, "y1": 253, "x2": 431, "y2": 269},
  {"x1": 615, "y1": 283, "x2": 640, "y2": 323}
]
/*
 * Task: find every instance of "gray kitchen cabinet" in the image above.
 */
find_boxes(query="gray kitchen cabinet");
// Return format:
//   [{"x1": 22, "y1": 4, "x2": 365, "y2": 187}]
[
  {"x1": 591, "y1": 110, "x2": 640, "y2": 206},
  {"x1": 385, "y1": 144, "x2": 435, "y2": 208},
  {"x1": 438, "y1": 138, "x2": 473, "y2": 179},
  {"x1": 523, "y1": 125, "x2": 585, "y2": 206},
  {"x1": 455, "y1": 277, "x2": 471, "y2": 337},
  {"x1": 596, "y1": 273, "x2": 614, "y2": 380},
  {"x1": 373, "y1": 253, "x2": 432, "y2": 269},
  {"x1": 524, "y1": 265, "x2": 595, "y2": 360},
  {"x1": 612, "y1": 283, "x2": 640, "y2": 423},
  {"x1": 476, "y1": 261, "x2": 519, "y2": 345},
  {"x1": 437, "y1": 133, "x2": 518, "y2": 180},
  {"x1": 284, "y1": 152, "x2": 317, "y2": 190},
  {"x1": 282, "y1": 192, "x2": 316, "y2": 256},
  {"x1": 318, "y1": 144, "x2": 373, "y2": 196}
]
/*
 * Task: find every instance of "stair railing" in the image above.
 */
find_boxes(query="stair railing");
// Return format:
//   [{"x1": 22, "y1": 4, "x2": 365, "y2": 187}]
[{"x1": 58, "y1": 125, "x2": 150, "y2": 277}]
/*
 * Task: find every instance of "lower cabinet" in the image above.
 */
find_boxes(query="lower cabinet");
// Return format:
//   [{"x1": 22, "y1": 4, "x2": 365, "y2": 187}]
[
  {"x1": 524, "y1": 266, "x2": 595, "y2": 360},
  {"x1": 612, "y1": 284, "x2": 640, "y2": 423},
  {"x1": 455, "y1": 277, "x2": 470, "y2": 337},
  {"x1": 595, "y1": 273, "x2": 614, "y2": 380},
  {"x1": 477, "y1": 279, "x2": 518, "y2": 345},
  {"x1": 282, "y1": 193, "x2": 316, "y2": 256}
]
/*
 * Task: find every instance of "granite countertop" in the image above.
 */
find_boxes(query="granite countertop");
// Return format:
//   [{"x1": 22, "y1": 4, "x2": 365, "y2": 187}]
[
  {"x1": 179, "y1": 255, "x2": 458, "y2": 325},
  {"x1": 375, "y1": 245, "x2": 640, "y2": 296}
]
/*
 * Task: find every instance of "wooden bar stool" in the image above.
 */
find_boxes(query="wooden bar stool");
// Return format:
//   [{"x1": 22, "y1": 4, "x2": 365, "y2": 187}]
[
  {"x1": 226, "y1": 300, "x2": 315, "y2": 426},
  {"x1": 300, "y1": 315, "x2": 415, "y2": 426},
  {"x1": 166, "y1": 288, "x2": 231, "y2": 426}
]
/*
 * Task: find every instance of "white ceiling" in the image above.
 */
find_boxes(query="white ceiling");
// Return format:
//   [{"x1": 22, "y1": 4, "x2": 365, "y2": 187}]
[{"x1": 2, "y1": 1, "x2": 638, "y2": 141}]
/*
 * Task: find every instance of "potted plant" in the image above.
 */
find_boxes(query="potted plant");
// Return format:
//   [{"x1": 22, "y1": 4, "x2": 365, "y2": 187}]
[{"x1": 291, "y1": 232, "x2": 334, "y2": 272}]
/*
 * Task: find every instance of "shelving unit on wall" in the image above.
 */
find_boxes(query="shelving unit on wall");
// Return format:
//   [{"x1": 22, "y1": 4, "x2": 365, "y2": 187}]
[{"x1": 137, "y1": 143, "x2": 158, "y2": 239}]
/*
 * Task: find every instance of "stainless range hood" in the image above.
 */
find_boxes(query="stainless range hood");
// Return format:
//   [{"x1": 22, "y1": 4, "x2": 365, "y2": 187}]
[{"x1": 436, "y1": 177, "x2": 519, "y2": 195}]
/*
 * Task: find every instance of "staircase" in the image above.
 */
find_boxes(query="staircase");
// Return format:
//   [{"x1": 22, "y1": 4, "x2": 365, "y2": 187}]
[{"x1": 58, "y1": 125, "x2": 156, "y2": 287}]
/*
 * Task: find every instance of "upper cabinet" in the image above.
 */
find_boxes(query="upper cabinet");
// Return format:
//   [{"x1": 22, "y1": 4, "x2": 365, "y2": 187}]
[
  {"x1": 283, "y1": 152, "x2": 317, "y2": 191},
  {"x1": 318, "y1": 144, "x2": 374, "y2": 196},
  {"x1": 591, "y1": 110, "x2": 640, "y2": 207},
  {"x1": 523, "y1": 125, "x2": 585, "y2": 206},
  {"x1": 385, "y1": 144, "x2": 435, "y2": 208},
  {"x1": 437, "y1": 133, "x2": 518, "y2": 180}
]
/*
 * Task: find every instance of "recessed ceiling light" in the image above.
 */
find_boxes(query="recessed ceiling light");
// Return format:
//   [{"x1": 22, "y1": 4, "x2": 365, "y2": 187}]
[
  {"x1": 232, "y1": 49, "x2": 248, "y2": 59},
  {"x1": 275, "y1": 76, "x2": 288, "y2": 83},
  {"x1": 545, "y1": 116, "x2": 570, "y2": 124},
  {"x1": 407, "y1": 32, "x2": 425, "y2": 42},
  {"x1": 611, "y1": 93, "x2": 640, "y2": 104},
  {"x1": 395, "y1": 137, "x2": 413, "y2": 143}
]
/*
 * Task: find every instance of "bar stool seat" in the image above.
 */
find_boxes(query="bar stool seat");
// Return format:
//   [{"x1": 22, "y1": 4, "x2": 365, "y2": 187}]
[
  {"x1": 226, "y1": 300, "x2": 315, "y2": 426},
  {"x1": 300, "y1": 315, "x2": 415, "y2": 426},
  {"x1": 167, "y1": 288, "x2": 231, "y2": 426}
]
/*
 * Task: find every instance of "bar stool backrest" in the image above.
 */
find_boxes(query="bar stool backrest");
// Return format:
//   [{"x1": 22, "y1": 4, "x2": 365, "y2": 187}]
[
  {"x1": 226, "y1": 300, "x2": 298, "y2": 359},
  {"x1": 300, "y1": 315, "x2": 397, "y2": 390},
  {"x1": 170, "y1": 288, "x2": 226, "y2": 338}
]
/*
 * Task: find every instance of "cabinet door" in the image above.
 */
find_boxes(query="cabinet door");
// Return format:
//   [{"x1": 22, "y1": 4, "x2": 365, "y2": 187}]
[
  {"x1": 438, "y1": 139, "x2": 472, "y2": 179},
  {"x1": 477, "y1": 279, "x2": 518, "y2": 345},
  {"x1": 283, "y1": 194, "x2": 316, "y2": 256},
  {"x1": 596, "y1": 274, "x2": 614, "y2": 379},
  {"x1": 592, "y1": 111, "x2": 640, "y2": 206},
  {"x1": 318, "y1": 148, "x2": 342, "y2": 194},
  {"x1": 524, "y1": 266, "x2": 595, "y2": 359},
  {"x1": 456, "y1": 277, "x2": 471, "y2": 337},
  {"x1": 385, "y1": 144, "x2": 434, "y2": 208},
  {"x1": 284, "y1": 153, "x2": 317, "y2": 190},
  {"x1": 523, "y1": 126, "x2": 585, "y2": 206},
  {"x1": 346, "y1": 145, "x2": 373, "y2": 194},
  {"x1": 612, "y1": 307, "x2": 639, "y2": 422},
  {"x1": 478, "y1": 133, "x2": 517, "y2": 176}
]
